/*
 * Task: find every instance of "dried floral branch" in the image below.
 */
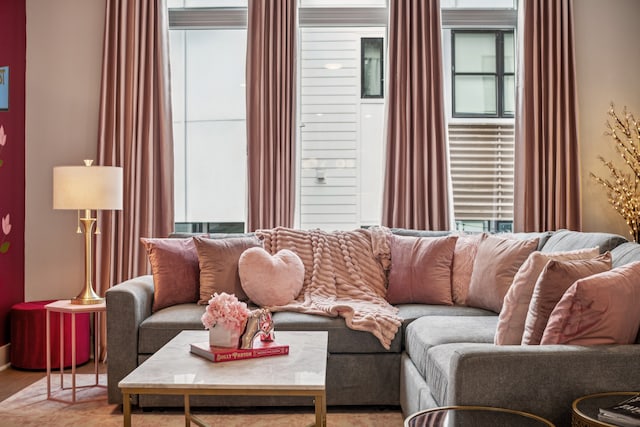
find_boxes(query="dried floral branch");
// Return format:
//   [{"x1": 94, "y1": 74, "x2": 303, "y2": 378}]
[{"x1": 592, "y1": 104, "x2": 640, "y2": 242}]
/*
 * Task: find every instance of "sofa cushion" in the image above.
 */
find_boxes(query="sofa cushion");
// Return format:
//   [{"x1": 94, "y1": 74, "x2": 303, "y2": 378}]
[
  {"x1": 541, "y1": 229, "x2": 627, "y2": 254},
  {"x1": 139, "y1": 303, "x2": 207, "y2": 354},
  {"x1": 404, "y1": 315, "x2": 497, "y2": 379},
  {"x1": 522, "y1": 253, "x2": 612, "y2": 345},
  {"x1": 271, "y1": 311, "x2": 402, "y2": 353},
  {"x1": 541, "y1": 261, "x2": 640, "y2": 345},
  {"x1": 390, "y1": 228, "x2": 451, "y2": 238},
  {"x1": 466, "y1": 235, "x2": 539, "y2": 313},
  {"x1": 139, "y1": 304, "x2": 403, "y2": 354},
  {"x1": 495, "y1": 248, "x2": 600, "y2": 345},
  {"x1": 386, "y1": 235, "x2": 457, "y2": 305},
  {"x1": 501, "y1": 231, "x2": 553, "y2": 251},
  {"x1": 141, "y1": 237, "x2": 200, "y2": 312},
  {"x1": 611, "y1": 241, "x2": 640, "y2": 267},
  {"x1": 194, "y1": 235, "x2": 261, "y2": 304},
  {"x1": 396, "y1": 304, "x2": 495, "y2": 330},
  {"x1": 451, "y1": 233, "x2": 486, "y2": 306}
]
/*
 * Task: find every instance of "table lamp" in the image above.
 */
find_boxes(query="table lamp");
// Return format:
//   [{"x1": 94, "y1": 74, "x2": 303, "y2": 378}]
[{"x1": 53, "y1": 160, "x2": 123, "y2": 304}]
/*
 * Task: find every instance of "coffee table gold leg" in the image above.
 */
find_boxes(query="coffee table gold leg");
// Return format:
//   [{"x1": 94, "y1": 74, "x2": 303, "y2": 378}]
[
  {"x1": 123, "y1": 392, "x2": 131, "y2": 427},
  {"x1": 184, "y1": 394, "x2": 191, "y2": 427},
  {"x1": 315, "y1": 391, "x2": 327, "y2": 427}
]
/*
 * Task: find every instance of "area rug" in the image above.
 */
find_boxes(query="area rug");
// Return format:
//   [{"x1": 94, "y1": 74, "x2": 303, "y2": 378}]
[{"x1": 0, "y1": 375, "x2": 404, "y2": 426}]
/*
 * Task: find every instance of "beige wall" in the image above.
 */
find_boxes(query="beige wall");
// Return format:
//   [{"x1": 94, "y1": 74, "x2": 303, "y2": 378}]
[
  {"x1": 25, "y1": 0, "x2": 105, "y2": 301},
  {"x1": 22, "y1": 0, "x2": 640, "y2": 300},
  {"x1": 575, "y1": 0, "x2": 640, "y2": 238}
]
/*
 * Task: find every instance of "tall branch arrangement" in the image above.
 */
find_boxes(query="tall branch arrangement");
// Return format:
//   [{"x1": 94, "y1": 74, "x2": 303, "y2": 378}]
[{"x1": 591, "y1": 104, "x2": 640, "y2": 242}]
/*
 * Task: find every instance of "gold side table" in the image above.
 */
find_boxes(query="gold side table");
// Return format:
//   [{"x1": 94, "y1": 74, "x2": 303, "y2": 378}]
[
  {"x1": 572, "y1": 392, "x2": 639, "y2": 427},
  {"x1": 45, "y1": 300, "x2": 107, "y2": 403}
]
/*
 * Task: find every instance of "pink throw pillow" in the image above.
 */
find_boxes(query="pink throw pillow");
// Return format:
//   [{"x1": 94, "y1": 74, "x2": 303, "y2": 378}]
[
  {"x1": 521, "y1": 253, "x2": 612, "y2": 345},
  {"x1": 451, "y1": 233, "x2": 486, "y2": 306},
  {"x1": 193, "y1": 236, "x2": 261, "y2": 304},
  {"x1": 141, "y1": 238, "x2": 200, "y2": 312},
  {"x1": 495, "y1": 247, "x2": 600, "y2": 345},
  {"x1": 541, "y1": 261, "x2": 640, "y2": 345},
  {"x1": 238, "y1": 247, "x2": 304, "y2": 307},
  {"x1": 386, "y1": 234, "x2": 458, "y2": 305},
  {"x1": 466, "y1": 235, "x2": 539, "y2": 313}
]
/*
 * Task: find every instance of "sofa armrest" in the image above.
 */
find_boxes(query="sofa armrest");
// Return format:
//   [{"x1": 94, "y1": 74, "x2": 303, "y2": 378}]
[
  {"x1": 437, "y1": 343, "x2": 640, "y2": 425},
  {"x1": 105, "y1": 275, "x2": 154, "y2": 404}
]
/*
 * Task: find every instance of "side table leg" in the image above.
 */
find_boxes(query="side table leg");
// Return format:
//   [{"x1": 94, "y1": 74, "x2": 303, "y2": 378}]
[
  {"x1": 59, "y1": 310, "x2": 64, "y2": 390},
  {"x1": 184, "y1": 394, "x2": 191, "y2": 427},
  {"x1": 71, "y1": 312, "x2": 76, "y2": 403},
  {"x1": 46, "y1": 309, "x2": 51, "y2": 399}
]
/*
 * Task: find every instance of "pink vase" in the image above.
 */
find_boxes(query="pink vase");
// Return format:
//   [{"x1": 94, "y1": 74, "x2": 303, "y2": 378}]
[{"x1": 209, "y1": 323, "x2": 242, "y2": 348}]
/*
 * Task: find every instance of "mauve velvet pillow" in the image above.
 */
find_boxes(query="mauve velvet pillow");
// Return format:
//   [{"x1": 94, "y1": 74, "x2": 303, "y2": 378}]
[
  {"x1": 194, "y1": 236, "x2": 261, "y2": 304},
  {"x1": 522, "y1": 253, "x2": 612, "y2": 345},
  {"x1": 141, "y1": 238, "x2": 200, "y2": 312},
  {"x1": 386, "y1": 234, "x2": 458, "y2": 305},
  {"x1": 495, "y1": 247, "x2": 600, "y2": 345},
  {"x1": 541, "y1": 260, "x2": 640, "y2": 345},
  {"x1": 466, "y1": 235, "x2": 539, "y2": 313},
  {"x1": 451, "y1": 233, "x2": 486, "y2": 306}
]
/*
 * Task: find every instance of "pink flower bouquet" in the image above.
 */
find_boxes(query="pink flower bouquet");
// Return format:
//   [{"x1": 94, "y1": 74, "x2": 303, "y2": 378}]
[{"x1": 201, "y1": 292, "x2": 250, "y2": 347}]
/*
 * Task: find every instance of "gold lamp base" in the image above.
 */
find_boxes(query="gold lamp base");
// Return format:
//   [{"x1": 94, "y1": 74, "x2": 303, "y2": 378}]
[
  {"x1": 70, "y1": 213, "x2": 104, "y2": 305},
  {"x1": 71, "y1": 286, "x2": 105, "y2": 305}
]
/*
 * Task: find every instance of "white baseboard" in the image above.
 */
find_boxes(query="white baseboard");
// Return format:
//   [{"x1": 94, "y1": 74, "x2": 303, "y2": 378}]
[{"x1": 0, "y1": 343, "x2": 10, "y2": 371}]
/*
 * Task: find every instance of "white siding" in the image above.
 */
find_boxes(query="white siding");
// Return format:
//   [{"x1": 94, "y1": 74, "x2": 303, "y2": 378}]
[{"x1": 298, "y1": 27, "x2": 385, "y2": 230}]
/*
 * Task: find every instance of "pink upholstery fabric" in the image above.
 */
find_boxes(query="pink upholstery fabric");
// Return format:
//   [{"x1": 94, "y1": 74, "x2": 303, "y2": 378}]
[
  {"x1": 194, "y1": 236, "x2": 261, "y2": 304},
  {"x1": 451, "y1": 233, "x2": 486, "y2": 305},
  {"x1": 141, "y1": 238, "x2": 199, "y2": 312},
  {"x1": 238, "y1": 247, "x2": 304, "y2": 307},
  {"x1": 495, "y1": 247, "x2": 599, "y2": 345},
  {"x1": 541, "y1": 261, "x2": 640, "y2": 345},
  {"x1": 523, "y1": 253, "x2": 612, "y2": 345},
  {"x1": 386, "y1": 234, "x2": 458, "y2": 305},
  {"x1": 466, "y1": 235, "x2": 538, "y2": 313}
]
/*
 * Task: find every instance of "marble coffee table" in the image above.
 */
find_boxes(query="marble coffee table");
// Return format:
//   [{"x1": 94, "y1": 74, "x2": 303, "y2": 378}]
[{"x1": 119, "y1": 330, "x2": 328, "y2": 427}]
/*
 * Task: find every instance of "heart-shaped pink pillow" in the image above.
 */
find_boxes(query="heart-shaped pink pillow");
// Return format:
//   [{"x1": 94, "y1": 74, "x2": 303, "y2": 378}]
[{"x1": 238, "y1": 247, "x2": 304, "y2": 307}]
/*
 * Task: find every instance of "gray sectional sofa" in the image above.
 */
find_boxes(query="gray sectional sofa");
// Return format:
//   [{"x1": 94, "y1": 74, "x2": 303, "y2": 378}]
[{"x1": 106, "y1": 229, "x2": 640, "y2": 426}]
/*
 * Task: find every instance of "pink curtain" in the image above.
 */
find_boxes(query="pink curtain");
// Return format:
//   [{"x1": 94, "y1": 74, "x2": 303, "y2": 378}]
[
  {"x1": 514, "y1": 0, "x2": 581, "y2": 232},
  {"x1": 382, "y1": 0, "x2": 450, "y2": 231},
  {"x1": 246, "y1": 0, "x2": 296, "y2": 231},
  {"x1": 96, "y1": 0, "x2": 174, "y2": 356}
]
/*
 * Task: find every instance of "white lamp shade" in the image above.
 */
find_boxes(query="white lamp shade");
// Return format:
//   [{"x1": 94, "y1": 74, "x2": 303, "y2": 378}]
[{"x1": 53, "y1": 165, "x2": 123, "y2": 210}]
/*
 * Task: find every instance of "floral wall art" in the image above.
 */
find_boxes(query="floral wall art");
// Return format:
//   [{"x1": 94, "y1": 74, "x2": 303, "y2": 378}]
[{"x1": 0, "y1": 0, "x2": 26, "y2": 348}]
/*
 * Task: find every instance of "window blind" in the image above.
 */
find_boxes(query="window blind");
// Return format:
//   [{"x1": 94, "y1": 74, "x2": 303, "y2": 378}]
[{"x1": 448, "y1": 122, "x2": 514, "y2": 222}]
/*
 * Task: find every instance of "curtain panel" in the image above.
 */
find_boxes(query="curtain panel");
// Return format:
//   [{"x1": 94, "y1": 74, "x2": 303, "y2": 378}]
[
  {"x1": 514, "y1": 0, "x2": 582, "y2": 232},
  {"x1": 246, "y1": 0, "x2": 297, "y2": 231},
  {"x1": 96, "y1": 0, "x2": 174, "y2": 355},
  {"x1": 382, "y1": 0, "x2": 450, "y2": 231}
]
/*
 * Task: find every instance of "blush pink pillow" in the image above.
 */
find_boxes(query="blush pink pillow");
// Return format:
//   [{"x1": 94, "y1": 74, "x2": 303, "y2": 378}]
[
  {"x1": 194, "y1": 236, "x2": 261, "y2": 304},
  {"x1": 522, "y1": 253, "x2": 612, "y2": 345},
  {"x1": 541, "y1": 261, "x2": 640, "y2": 345},
  {"x1": 238, "y1": 247, "x2": 304, "y2": 307},
  {"x1": 495, "y1": 247, "x2": 600, "y2": 345},
  {"x1": 386, "y1": 234, "x2": 458, "y2": 305},
  {"x1": 451, "y1": 233, "x2": 486, "y2": 305},
  {"x1": 466, "y1": 235, "x2": 539, "y2": 313},
  {"x1": 141, "y1": 238, "x2": 200, "y2": 312}
]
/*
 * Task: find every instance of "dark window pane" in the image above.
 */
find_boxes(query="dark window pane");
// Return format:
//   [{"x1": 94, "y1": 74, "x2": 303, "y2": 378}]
[{"x1": 361, "y1": 38, "x2": 383, "y2": 98}]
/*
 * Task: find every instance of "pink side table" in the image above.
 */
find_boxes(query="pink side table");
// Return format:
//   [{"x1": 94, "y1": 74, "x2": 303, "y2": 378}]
[{"x1": 45, "y1": 300, "x2": 107, "y2": 403}]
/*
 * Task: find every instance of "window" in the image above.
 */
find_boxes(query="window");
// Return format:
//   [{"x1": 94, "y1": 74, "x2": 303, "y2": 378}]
[
  {"x1": 361, "y1": 38, "x2": 383, "y2": 98},
  {"x1": 168, "y1": 2, "x2": 248, "y2": 232},
  {"x1": 298, "y1": 5, "x2": 387, "y2": 230},
  {"x1": 442, "y1": 2, "x2": 517, "y2": 233},
  {"x1": 452, "y1": 30, "x2": 514, "y2": 118}
]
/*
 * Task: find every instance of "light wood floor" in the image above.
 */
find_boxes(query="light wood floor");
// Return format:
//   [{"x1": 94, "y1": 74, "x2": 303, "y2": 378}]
[{"x1": 0, "y1": 360, "x2": 107, "y2": 402}]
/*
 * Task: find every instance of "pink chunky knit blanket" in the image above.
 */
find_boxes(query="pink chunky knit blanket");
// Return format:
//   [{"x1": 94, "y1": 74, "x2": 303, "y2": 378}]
[{"x1": 255, "y1": 226, "x2": 401, "y2": 350}]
